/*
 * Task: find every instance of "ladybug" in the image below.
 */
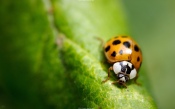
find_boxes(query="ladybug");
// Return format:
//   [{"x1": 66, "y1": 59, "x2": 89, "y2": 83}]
[{"x1": 102, "y1": 35, "x2": 142, "y2": 87}]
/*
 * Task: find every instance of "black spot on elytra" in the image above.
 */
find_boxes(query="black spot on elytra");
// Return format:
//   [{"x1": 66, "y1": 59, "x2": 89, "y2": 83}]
[
  {"x1": 123, "y1": 41, "x2": 131, "y2": 48},
  {"x1": 134, "y1": 45, "x2": 139, "y2": 52},
  {"x1": 112, "y1": 40, "x2": 121, "y2": 45},
  {"x1": 111, "y1": 51, "x2": 116, "y2": 57},
  {"x1": 105, "y1": 45, "x2": 110, "y2": 52},
  {"x1": 119, "y1": 50, "x2": 123, "y2": 55},
  {"x1": 137, "y1": 56, "x2": 140, "y2": 62}
]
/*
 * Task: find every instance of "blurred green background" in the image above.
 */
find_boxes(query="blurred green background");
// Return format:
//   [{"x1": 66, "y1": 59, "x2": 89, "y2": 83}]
[{"x1": 122, "y1": 0, "x2": 175, "y2": 108}]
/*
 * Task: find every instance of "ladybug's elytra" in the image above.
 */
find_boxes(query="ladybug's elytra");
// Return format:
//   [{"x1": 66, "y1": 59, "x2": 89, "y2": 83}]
[{"x1": 102, "y1": 36, "x2": 142, "y2": 87}]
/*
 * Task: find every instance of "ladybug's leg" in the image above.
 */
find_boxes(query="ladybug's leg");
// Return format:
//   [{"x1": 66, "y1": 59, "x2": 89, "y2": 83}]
[
  {"x1": 134, "y1": 74, "x2": 141, "y2": 86},
  {"x1": 122, "y1": 83, "x2": 127, "y2": 88},
  {"x1": 111, "y1": 81, "x2": 127, "y2": 88},
  {"x1": 102, "y1": 66, "x2": 113, "y2": 83},
  {"x1": 111, "y1": 80, "x2": 119, "y2": 84},
  {"x1": 95, "y1": 37, "x2": 105, "y2": 48}
]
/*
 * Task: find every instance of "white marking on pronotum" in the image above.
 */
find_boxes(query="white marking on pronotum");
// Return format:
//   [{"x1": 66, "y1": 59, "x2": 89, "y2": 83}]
[
  {"x1": 113, "y1": 62, "x2": 121, "y2": 74},
  {"x1": 130, "y1": 69, "x2": 137, "y2": 79},
  {"x1": 113, "y1": 61, "x2": 137, "y2": 79},
  {"x1": 122, "y1": 61, "x2": 127, "y2": 66}
]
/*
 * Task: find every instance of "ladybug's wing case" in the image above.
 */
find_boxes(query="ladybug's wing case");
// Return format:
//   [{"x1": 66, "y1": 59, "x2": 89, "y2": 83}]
[
  {"x1": 104, "y1": 36, "x2": 142, "y2": 71},
  {"x1": 104, "y1": 36, "x2": 133, "y2": 63},
  {"x1": 130, "y1": 40, "x2": 142, "y2": 71}
]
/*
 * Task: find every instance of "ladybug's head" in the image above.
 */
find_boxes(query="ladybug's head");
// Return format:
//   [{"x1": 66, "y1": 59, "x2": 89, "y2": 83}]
[{"x1": 117, "y1": 73, "x2": 129, "y2": 84}]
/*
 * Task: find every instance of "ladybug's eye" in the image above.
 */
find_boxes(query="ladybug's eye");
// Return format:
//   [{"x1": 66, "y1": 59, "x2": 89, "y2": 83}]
[{"x1": 125, "y1": 76, "x2": 129, "y2": 82}]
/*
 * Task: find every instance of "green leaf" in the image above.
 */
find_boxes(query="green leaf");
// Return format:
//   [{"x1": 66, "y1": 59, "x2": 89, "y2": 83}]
[
  {"x1": 0, "y1": 0, "x2": 156, "y2": 109},
  {"x1": 51, "y1": 0, "x2": 157, "y2": 108}
]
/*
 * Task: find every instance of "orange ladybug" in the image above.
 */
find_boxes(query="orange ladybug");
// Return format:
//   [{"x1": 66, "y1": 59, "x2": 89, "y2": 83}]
[{"x1": 103, "y1": 36, "x2": 142, "y2": 87}]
